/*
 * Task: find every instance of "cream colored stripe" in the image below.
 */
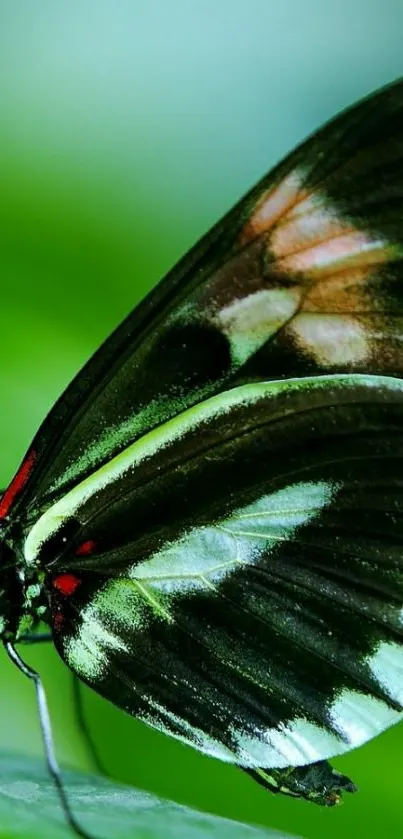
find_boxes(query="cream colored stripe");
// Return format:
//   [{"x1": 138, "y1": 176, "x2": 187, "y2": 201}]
[{"x1": 24, "y1": 373, "x2": 403, "y2": 563}]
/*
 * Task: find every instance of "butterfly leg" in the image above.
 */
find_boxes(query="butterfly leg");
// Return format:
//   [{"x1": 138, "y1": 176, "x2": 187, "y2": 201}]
[
  {"x1": 17, "y1": 632, "x2": 108, "y2": 776},
  {"x1": 71, "y1": 672, "x2": 109, "y2": 777},
  {"x1": 245, "y1": 760, "x2": 357, "y2": 806},
  {"x1": 3, "y1": 641, "x2": 94, "y2": 839},
  {"x1": 18, "y1": 632, "x2": 53, "y2": 643}
]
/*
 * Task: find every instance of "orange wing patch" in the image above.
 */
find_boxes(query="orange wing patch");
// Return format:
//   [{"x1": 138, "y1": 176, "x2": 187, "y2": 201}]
[
  {"x1": 240, "y1": 170, "x2": 309, "y2": 244},
  {"x1": 239, "y1": 167, "x2": 402, "y2": 371}
]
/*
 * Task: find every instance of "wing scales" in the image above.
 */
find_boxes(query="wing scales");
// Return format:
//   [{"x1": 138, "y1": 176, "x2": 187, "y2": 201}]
[
  {"x1": 7, "y1": 77, "x2": 403, "y2": 521},
  {"x1": 4, "y1": 77, "x2": 403, "y2": 787},
  {"x1": 47, "y1": 374, "x2": 403, "y2": 769}
]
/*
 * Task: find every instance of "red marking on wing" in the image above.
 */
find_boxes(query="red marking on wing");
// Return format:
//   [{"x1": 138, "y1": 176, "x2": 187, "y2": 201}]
[
  {"x1": 53, "y1": 573, "x2": 81, "y2": 597},
  {"x1": 75, "y1": 539, "x2": 96, "y2": 557},
  {"x1": 0, "y1": 449, "x2": 36, "y2": 519},
  {"x1": 53, "y1": 610, "x2": 64, "y2": 632}
]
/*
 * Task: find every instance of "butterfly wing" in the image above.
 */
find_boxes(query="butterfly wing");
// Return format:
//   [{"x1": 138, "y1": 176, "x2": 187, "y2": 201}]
[
  {"x1": 4, "y1": 79, "x2": 403, "y2": 788},
  {"x1": 41, "y1": 374, "x2": 403, "y2": 771},
  {"x1": 4, "y1": 77, "x2": 403, "y2": 524}
]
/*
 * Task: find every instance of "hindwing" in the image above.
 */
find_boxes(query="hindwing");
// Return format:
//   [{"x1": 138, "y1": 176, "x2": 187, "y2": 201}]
[{"x1": 39, "y1": 374, "x2": 403, "y2": 769}]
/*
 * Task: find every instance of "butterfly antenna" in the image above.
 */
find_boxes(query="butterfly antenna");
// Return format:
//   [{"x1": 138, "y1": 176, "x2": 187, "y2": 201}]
[{"x1": 4, "y1": 641, "x2": 94, "y2": 839}]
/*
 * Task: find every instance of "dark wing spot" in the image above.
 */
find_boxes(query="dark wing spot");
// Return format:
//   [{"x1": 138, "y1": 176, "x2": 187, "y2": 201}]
[
  {"x1": 38, "y1": 517, "x2": 82, "y2": 565},
  {"x1": 143, "y1": 323, "x2": 232, "y2": 397}
]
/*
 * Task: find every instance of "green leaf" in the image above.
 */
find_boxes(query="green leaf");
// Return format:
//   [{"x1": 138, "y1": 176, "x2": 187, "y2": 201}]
[{"x1": 0, "y1": 752, "x2": 298, "y2": 839}]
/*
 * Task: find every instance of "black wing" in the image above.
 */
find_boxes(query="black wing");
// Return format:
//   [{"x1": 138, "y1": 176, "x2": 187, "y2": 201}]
[
  {"x1": 45, "y1": 374, "x2": 403, "y2": 769},
  {"x1": 2, "y1": 77, "x2": 403, "y2": 525}
]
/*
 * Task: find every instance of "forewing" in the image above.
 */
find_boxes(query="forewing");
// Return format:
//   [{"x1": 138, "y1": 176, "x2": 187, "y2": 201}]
[
  {"x1": 5, "y1": 77, "x2": 403, "y2": 523},
  {"x1": 46, "y1": 374, "x2": 403, "y2": 768}
]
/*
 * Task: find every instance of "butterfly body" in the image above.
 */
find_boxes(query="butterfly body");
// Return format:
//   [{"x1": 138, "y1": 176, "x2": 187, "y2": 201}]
[{"x1": 2, "y1": 79, "x2": 403, "y2": 832}]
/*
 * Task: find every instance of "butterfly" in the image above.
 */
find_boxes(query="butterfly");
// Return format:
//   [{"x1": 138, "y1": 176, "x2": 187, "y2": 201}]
[{"x1": 2, "y1": 76, "x2": 403, "y2": 838}]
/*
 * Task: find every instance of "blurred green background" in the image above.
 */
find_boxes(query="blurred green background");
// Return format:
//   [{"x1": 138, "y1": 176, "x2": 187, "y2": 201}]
[{"x1": 0, "y1": 2, "x2": 402, "y2": 838}]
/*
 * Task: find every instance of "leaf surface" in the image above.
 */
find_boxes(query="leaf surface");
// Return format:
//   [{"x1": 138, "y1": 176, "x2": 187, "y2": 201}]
[{"x1": 0, "y1": 753, "x2": 297, "y2": 839}]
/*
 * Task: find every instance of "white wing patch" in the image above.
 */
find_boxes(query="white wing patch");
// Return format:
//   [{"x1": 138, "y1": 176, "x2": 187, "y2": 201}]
[
  {"x1": 65, "y1": 478, "x2": 335, "y2": 678},
  {"x1": 63, "y1": 479, "x2": 335, "y2": 701},
  {"x1": 217, "y1": 287, "x2": 301, "y2": 365},
  {"x1": 131, "y1": 480, "x2": 335, "y2": 599},
  {"x1": 229, "y1": 688, "x2": 403, "y2": 769},
  {"x1": 329, "y1": 688, "x2": 402, "y2": 749},
  {"x1": 64, "y1": 577, "x2": 173, "y2": 680},
  {"x1": 291, "y1": 313, "x2": 370, "y2": 367},
  {"x1": 368, "y1": 640, "x2": 403, "y2": 706},
  {"x1": 65, "y1": 600, "x2": 129, "y2": 681},
  {"x1": 230, "y1": 718, "x2": 344, "y2": 769}
]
